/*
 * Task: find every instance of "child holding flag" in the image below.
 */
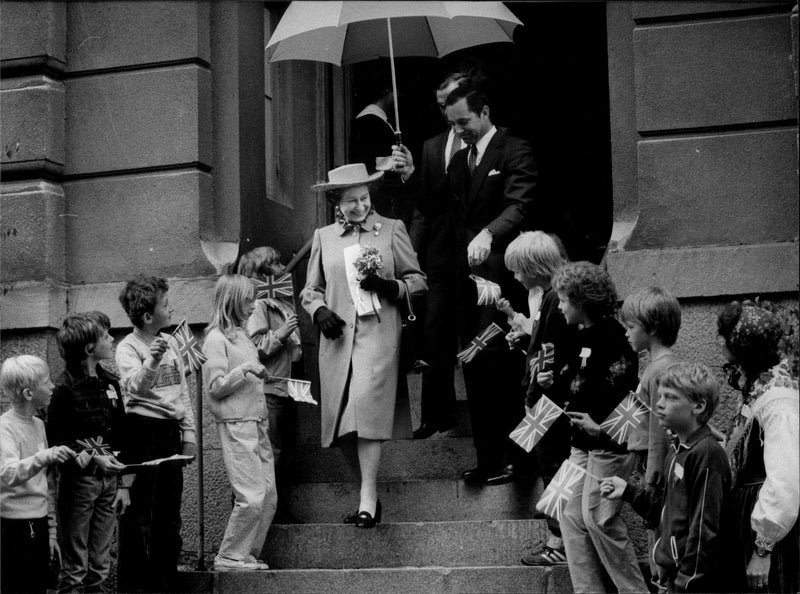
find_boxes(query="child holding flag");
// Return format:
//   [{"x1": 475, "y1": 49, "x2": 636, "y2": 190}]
[
  {"x1": 601, "y1": 362, "x2": 730, "y2": 593},
  {"x1": 202, "y1": 274, "x2": 276, "y2": 571},
  {"x1": 551, "y1": 262, "x2": 648, "y2": 593},
  {"x1": 500, "y1": 231, "x2": 576, "y2": 566},
  {"x1": 46, "y1": 312, "x2": 128, "y2": 592},
  {"x1": 238, "y1": 246, "x2": 302, "y2": 524},
  {"x1": 115, "y1": 276, "x2": 196, "y2": 592}
]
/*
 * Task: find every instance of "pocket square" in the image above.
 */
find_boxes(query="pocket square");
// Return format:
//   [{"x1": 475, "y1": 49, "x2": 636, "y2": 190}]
[{"x1": 488, "y1": 169, "x2": 501, "y2": 176}]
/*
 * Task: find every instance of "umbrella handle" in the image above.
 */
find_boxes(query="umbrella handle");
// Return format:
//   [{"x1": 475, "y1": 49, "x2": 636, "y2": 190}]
[{"x1": 394, "y1": 131, "x2": 402, "y2": 147}]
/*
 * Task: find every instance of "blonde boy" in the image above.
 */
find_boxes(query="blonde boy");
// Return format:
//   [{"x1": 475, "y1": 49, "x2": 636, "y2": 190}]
[{"x1": 0, "y1": 356, "x2": 75, "y2": 594}]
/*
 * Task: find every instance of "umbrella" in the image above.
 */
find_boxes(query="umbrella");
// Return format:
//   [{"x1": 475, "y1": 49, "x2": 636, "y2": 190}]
[{"x1": 265, "y1": 1, "x2": 522, "y2": 139}]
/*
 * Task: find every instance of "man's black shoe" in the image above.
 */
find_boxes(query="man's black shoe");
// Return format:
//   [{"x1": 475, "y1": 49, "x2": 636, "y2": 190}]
[{"x1": 461, "y1": 468, "x2": 486, "y2": 484}]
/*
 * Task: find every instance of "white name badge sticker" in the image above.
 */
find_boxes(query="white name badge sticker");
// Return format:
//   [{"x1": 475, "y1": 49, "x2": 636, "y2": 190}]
[{"x1": 579, "y1": 347, "x2": 592, "y2": 368}]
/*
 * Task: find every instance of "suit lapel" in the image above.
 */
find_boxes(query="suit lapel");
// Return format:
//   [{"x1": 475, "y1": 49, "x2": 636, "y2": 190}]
[{"x1": 467, "y1": 130, "x2": 504, "y2": 203}]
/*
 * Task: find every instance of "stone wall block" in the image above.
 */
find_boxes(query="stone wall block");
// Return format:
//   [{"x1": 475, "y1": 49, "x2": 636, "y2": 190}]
[
  {"x1": 0, "y1": 181, "x2": 65, "y2": 282},
  {"x1": 0, "y1": 1, "x2": 66, "y2": 64},
  {"x1": 64, "y1": 171, "x2": 215, "y2": 283},
  {"x1": 66, "y1": 1, "x2": 210, "y2": 72},
  {"x1": 65, "y1": 66, "x2": 211, "y2": 175},
  {"x1": 634, "y1": 15, "x2": 797, "y2": 131},
  {"x1": 629, "y1": 129, "x2": 798, "y2": 249},
  {"x1": 0, "y1": 76, "x2": 65, "y2": 168}
]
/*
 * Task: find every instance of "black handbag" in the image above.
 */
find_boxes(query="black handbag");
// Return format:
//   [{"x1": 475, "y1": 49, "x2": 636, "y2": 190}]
[{"x1": 399, "y1": 285, "x2": 425, "y2": 374}]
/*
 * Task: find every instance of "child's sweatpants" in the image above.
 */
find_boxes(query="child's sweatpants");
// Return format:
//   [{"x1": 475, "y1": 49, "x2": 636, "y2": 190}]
[
  {"x1": 217, "y1": 419, "x2": 277, "y2": 561},
  {"x1": 561, "y1": 447, "x2": 648, "y2": 593}
]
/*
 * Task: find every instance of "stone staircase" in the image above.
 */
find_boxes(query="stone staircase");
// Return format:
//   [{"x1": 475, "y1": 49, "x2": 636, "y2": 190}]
[{"x1": 177, "y1": 375, "x2": 575, "y2": 593}]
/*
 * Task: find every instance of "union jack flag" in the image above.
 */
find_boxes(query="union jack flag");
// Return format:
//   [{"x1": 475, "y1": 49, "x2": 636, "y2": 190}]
[
  {"x1": 287, "y1": 379, "x2": 318, "y2": 405},
  {"x1": 600, "y1": 391, "x2": 649, "y2": 445},
  {"x1": 535, "y1": 459, "x2": 586, "y2": 522},
  {"x1": 456, "y1": 323, "x2": 504, "y2": 364},
  {"x1": 75, "y1": 436, "x2": 113, "y2": 457},
  {"x1": 469, "y1": 274, "x2": 501, "y2": 306},
  {"x1": 253, "y1": 273, "x2": 294, "y2": 300},
  {"x1": 529, "y1": 342, "x2": 555, "y2": 377},
  {"x1": 509, "y1": 395, "x2": 564, "y2": 453},
  {"x1": 173, "y1": 319, "x2": 207, "y2": 373}
]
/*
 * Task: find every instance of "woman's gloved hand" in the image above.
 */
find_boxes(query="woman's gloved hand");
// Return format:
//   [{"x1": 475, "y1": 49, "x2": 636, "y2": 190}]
[
  {"x1": 359, "y1": 275, "x2": 399, "y2": 299},
  {"x1": 314, "y1": 307, "x2": 346, "y2": 339}
]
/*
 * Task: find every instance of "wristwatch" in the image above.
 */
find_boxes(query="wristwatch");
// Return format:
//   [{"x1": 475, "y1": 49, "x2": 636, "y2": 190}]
[
  {"x1": 754, "y1": 535, "x2": 774, "y2": 557},
  {"x1": 754, "y1": 545, "x2": 772, "y2": 558}
]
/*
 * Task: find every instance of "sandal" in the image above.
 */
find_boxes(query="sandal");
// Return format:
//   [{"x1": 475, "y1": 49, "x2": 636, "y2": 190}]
[{"x1": 521, "y1": 546, "x2": 568, "y2": 566}]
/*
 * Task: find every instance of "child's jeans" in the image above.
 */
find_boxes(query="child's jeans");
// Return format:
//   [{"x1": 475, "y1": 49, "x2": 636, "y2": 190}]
[
  {"x1": 217, "y1": 419, "x2": 277, "y2": 562},
  {"x1": 57, "y1": 471, "x2": 117, "y2": 592},
  {"x1": 0, "y1": 516, "x2": 49, "y2": 594},
  {"x1": 561, "y1": 447, "x2": 648, "y2": 593}
]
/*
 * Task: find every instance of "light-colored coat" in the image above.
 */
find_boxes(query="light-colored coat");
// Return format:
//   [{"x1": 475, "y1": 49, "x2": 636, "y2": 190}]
[{"x1": 302, "y1": 212, "x2": 427, "y2": 447}]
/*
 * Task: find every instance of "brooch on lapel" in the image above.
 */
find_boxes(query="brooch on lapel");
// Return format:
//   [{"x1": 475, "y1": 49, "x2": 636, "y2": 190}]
[{"x1": 373, "y1": 222, "x2": 382, "y2": 237}]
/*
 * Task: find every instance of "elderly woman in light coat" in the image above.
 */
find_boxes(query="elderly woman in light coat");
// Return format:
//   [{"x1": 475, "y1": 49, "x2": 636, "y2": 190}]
[{"x1": 302, "y1": 164, "x2": 427, "y2": 527}]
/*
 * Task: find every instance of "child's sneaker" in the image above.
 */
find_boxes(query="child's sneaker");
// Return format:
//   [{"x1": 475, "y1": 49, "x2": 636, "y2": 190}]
[
  {"x1": 214, "y1": 555, "x2": 269, "y2": 571},
  {"x1": 244, "y1": 555, "x2": 269, "y2": 570}
]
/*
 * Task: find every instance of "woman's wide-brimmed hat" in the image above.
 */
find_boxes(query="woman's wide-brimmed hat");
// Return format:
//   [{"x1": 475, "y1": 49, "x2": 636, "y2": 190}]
[{"x1": 312, "y1": 163, "x2": 383, "y2": 192}]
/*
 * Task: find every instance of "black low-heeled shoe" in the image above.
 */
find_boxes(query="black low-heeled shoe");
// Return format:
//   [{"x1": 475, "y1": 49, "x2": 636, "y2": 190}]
[
  {"x1": 343, "y1": 510, "x2": 359, "y2": 524},
  {"x1": 354, "y1": 500, "x2": 382, "y2": 528}
]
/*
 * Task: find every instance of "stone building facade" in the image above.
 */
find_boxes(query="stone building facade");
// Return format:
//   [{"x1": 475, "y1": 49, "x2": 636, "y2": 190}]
[{"x1": 1, "y1": 0, "x2": 797, "y2": 566}]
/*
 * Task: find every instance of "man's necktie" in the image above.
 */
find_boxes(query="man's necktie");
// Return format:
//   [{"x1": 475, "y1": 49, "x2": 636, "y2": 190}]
[{"x1": 467, "y1": 143, "x2": 478, "y2": 177}]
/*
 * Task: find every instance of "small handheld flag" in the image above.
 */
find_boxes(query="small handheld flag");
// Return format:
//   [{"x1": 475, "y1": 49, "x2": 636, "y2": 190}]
[
  {"x1": 599, "y1": 392, "x2": 649, "y2": 445},
  {"x1": 469, "y1": 274, "x2": 501, "y2": 306},
  {"x1": 173, "y1": 319, "x2": 207, "y2": 373},
  {"x1": 253, "y1": 273, "x2": 294, "y2": 301},
  {"x1": 510, "y1": 395, "x2": 564, "y2": 453},
  {"x1": 535, "y1": 459, "x2": 587, "y2": 522},
  {"x1": 287, "y1": 379, "x2": 318, "y2": 405},
  {"x1": 75, "y1": 436, "x2": 113, "y2": 457},
  {"x1": 529, "y1": 342, "x2": 555, "y2": 377},
  {"x1": 457, "y1": 323, "x2": 504, "y2": 364}
]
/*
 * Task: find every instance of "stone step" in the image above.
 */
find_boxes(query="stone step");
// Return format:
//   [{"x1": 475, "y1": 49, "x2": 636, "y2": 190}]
[
  {"x1": 176, "y1": 565, "x2": 573, "y2": 594},
  {"x1": 262, "y1": 520, "x2": 548, "y2": 569},
  {"x1": 285, "y1": 478, "x2": 544, "y2": 523},
  {"x1": 290, "y1": 436, "x2": 481, "y2": 483}
]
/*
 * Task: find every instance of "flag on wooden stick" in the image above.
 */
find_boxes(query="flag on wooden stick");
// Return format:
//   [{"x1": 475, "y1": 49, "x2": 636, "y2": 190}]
[
  {"x1": 600, "y1": 391, "x2": 649, "y2": 445},
  {"x1": 469, "y1": 274, "x2": 501, "y2": 306},
  {"x1": 529, "y1": 342, "x2": 555, "y2": 377},
  {"x1": 253, "y1": 273, "x2": 294, "y2": 300},
  {"x1": 509, "y1": 395, "x2": 564, "y2": 453},
  {"x1": 287, "y1": 379, "x2": 318, "y2": 405},
  {"x1": 535, "y1": 459, "x2": 586, "y2": 522},
  {"x1": 457, "y1": 323, "x2": 504, "y2": 364},
  {"x1": 74, "y1": 436, "x2": 114, "y2": 469},
  {"x1": 173, "y1": 319, "x2": 207, "y2": 373}
]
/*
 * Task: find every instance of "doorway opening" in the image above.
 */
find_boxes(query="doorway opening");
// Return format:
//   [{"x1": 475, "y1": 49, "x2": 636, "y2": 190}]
[{"x1": 347, "y1": 2, "x2": 612, "y2": 264}]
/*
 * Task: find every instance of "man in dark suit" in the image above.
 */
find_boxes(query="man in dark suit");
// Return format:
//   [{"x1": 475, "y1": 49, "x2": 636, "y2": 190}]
[
  {"x1": 398, "y1": 72, "x2": 469, "y2": 440},
  {"x1": 395, "y1": 80, "x2": 538, "y2": 485}
]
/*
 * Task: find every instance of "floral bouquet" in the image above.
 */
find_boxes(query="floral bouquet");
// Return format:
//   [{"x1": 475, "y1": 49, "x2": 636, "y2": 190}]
[
  {"x1": 353, "y1": 245, "x2": 383, "y2": 280},
  {"x1": 353, "y1": 245, "x2": 383, "y2": 320}
]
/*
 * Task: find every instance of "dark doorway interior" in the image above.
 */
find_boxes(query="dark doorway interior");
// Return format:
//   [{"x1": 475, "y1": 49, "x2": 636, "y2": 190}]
[{"x1": 348, "y1": 2, "x2": 611, "y2": 264}]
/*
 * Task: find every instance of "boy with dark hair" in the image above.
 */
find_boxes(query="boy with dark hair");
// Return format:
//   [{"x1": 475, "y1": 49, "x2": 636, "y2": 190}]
[
  {"x1": 551, "y1": 261, "x2": 649, "y2": 593},
  {"x1": 601, "y1": 362, "x2": 731, "y2": 593},
  {"x1": 115, "y1": 276, "x2": 195, "y2": 592},
  {"x1": 1, "y1": 355, "x2": 76, "y2": 594},
  {"x1": 47, "y1": 312, "x2": 128, "y2": 592}
]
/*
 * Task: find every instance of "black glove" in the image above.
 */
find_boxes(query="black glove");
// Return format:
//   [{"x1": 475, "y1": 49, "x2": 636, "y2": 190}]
[
  {"x1": 359, "y1": 275, "x2": 400, "y2": 299},
  {"x1": 314, "y1": 307, "x2": 345, "y2": 340}
]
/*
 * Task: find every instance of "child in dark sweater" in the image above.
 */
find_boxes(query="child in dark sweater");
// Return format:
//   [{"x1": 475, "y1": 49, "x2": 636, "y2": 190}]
[
  {"x1": 601, "y1": 362, "x2": 730, "y2": 593},
  {"x1": 550, "y1": 261, "x2": 648, "y2": 593}
]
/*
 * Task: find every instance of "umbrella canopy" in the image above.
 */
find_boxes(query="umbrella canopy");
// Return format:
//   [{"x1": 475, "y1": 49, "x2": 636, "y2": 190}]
[{"x1": 265, "y1": 1, "x2": 522, "y2": 66}]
